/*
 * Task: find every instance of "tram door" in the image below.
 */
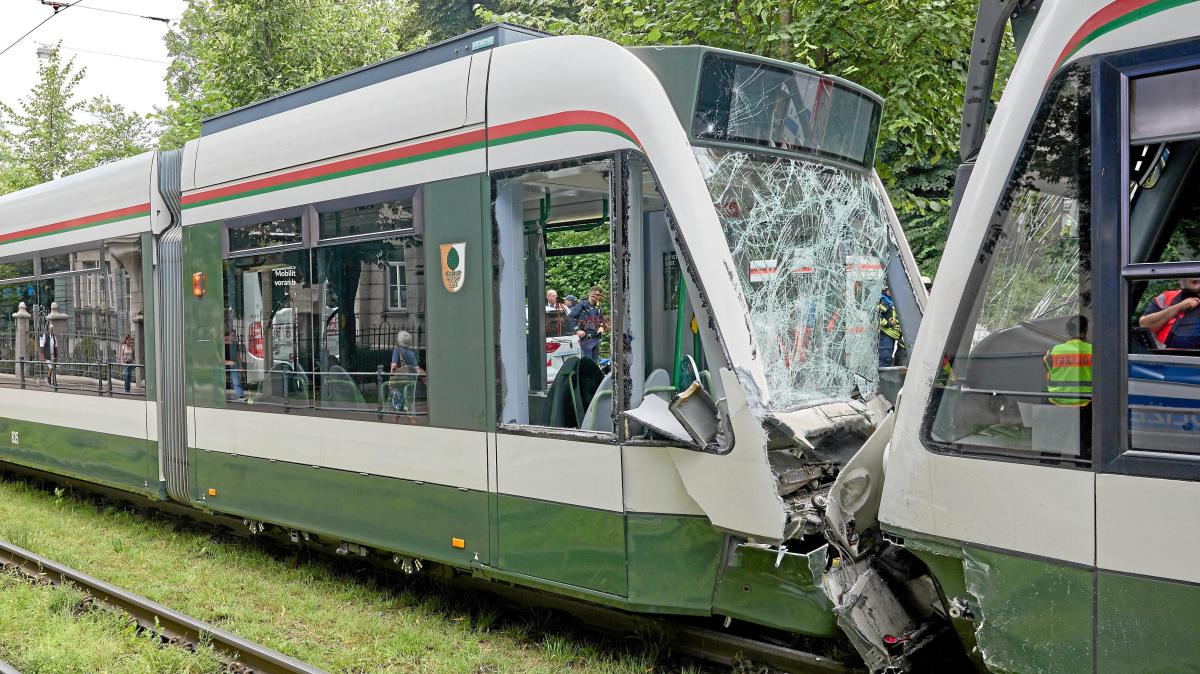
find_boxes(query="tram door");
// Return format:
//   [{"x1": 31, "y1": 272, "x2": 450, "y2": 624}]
[
  {"x1": 1093, "y1": 54, "x2": 1200, "y2": 673},
  {"x1": 491, "y1": 156, "x2": 629, "y2": 596}
]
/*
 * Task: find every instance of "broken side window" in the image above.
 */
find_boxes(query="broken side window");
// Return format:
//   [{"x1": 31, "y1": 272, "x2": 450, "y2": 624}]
[
  {"x1": 494, "y1": 158, "x2": 615, "y2": 432},
  {"x1": 925, "y1": 63, "x2": 1092, "y2": 463},
  {"x1": 695, "y1": 148, "x2": 890, "y2": 411},
  {"x1": 622, "y1": 158, "x2": 727, "y2": 442}
]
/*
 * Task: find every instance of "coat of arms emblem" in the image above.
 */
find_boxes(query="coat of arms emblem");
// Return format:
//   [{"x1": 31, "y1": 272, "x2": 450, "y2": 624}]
[{"x1": 440, "y1": 242, "x2": 466, "y2": 293}]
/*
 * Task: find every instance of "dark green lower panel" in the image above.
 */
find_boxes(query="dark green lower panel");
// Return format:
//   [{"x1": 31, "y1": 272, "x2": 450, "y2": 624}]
[
  {"x1": 961, "y1": 546, "x2": 1092, "y2": 674},
  {"x1": 0, "y1": 416, "x2": 156, "y2": 496},
  {"x1": 192, "y1": 449, "x2": 488, "y2": 567},
  {"x1": 1098, "y1": 571, "x2": 1200, "y2": 674},
  {"x1": 712, "y1": 543, "x2": 838, "y2": 637},
  {"x1": 626, "y1": 513, "x2": 722, "y2": 614},
  {"x1": 497, "y1": 494, "x2": 627, "y2": 596},
  {"x1": 905, "y1": 531, "x2": 1093, "y2": 674}
]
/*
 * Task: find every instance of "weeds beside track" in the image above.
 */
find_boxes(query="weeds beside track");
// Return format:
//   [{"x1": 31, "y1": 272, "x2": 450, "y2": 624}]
[{"x1": 0, "y1": 472, "x2": 715, "y2": 674}]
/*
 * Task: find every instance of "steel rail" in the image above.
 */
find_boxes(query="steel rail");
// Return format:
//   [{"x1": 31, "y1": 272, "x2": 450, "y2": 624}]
[
  {"x1": 0, "y1": 538, "x2": 328, "y2": 674},
  {"x1": 0, "y1": 658, "x2": 20, "y2": 674},
  {"x1": 464, "y1": 574, "x2": 855, "y2": 673},
  {"x1": 670, "y1": 624, "x2": 856, "y2": 673}
]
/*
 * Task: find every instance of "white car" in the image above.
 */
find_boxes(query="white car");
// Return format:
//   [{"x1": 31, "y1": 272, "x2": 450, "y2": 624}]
[{"x1": 545, "y1": 334, "x2": 581, "y2": 381}]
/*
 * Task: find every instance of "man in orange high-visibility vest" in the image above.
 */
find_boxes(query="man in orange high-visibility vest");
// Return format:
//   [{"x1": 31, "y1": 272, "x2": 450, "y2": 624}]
[
  {"x1": 1138, "y1": 278, "x2": 1200, "y2": 348},
  {"x1": 1043, "y1": 315, "x2": 1092, "y2": 407}
]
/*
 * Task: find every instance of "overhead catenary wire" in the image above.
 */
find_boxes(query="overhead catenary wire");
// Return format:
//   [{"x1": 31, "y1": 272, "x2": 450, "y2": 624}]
[
  {"x1": 0, "y1": 1, "x2": 77, "y2": 59},
  {"x1": 38, "y1": 42, "x2": 169, "y2": 64},
  {"x1": 71, "y1": 4, "x2": 173, "y2": 23}
]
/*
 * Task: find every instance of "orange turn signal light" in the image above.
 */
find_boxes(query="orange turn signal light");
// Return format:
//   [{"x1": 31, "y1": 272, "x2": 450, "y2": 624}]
[
  {"x1": 192, "y1": 272, "x2": 205, "y2": 297},
  {"x1": 207, "y1": 488, "x2": 217, "y2": 496},
  {"x1": 451, "y1": 538, "x2": 465, "y2": 549}
]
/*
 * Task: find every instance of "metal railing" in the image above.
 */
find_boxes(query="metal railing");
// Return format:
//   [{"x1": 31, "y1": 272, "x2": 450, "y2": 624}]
[
  {"x1": 0, "y1": 358, "x2": 147, "y2": 397},
  {"x1": 223, "y1": 366, "x2": 426, "y2": 419}
]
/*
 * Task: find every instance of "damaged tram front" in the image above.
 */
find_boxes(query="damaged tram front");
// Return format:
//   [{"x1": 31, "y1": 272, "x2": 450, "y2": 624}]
[{"x1": 489, "y1": 37, "x2": 923, "y2": 653}]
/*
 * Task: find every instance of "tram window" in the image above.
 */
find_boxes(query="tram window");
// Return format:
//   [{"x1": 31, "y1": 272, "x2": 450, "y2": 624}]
[
  {"x1": 318, "y1": 190, "x2": 415, "y2": 240},
  {"x1": 222, "y1": 249, "x2": 314, "y2": 409},
  {"x1": 41, "y1": 252, "x2": 99, "y2": 275},
  {"x1": 0, "y1": 258, "x2": 34, "y2": 281},
  {"x1": 227, "y1": 217, "x2": 303, "y2": 253},
  {"x1": 0, "y1": 259, "x2": 35, "y2": 382},
  {"x1": 1127, "y1": 278, "x2": 1200, "y2": 455},
  {"x1": 1123, "y1": 67, "x2": 1200, "y2": 458},
  {"x1": 924, "y1": 64, "x2": 1092, "y2": 463},
  {"x1": 494, "y1": 158, "x2": 615, "y2": 431},
  {"x1": 101, "y1": 237, "x2": 147, "y2": 397},
  {"x1": 314, "y1": 233, "x2": 427, "y2": 424},
  {"x1": 628, "y1": 162, "x2": 723, "y2": 424},
  {"x1": 38, "y1": 249, "x2": 104, "y2": 393}
]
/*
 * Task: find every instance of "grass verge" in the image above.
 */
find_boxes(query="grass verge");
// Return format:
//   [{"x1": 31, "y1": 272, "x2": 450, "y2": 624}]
[
  {"x1": 0, "y1": 475, "x2": 710, "y2": 674},
  {"x1": 0, "y1": 570, "x2": 224, "y2": 673}
]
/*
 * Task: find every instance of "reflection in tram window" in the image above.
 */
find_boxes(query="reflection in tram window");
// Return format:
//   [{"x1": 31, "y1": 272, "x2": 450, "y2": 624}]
[
  {"x1": 314, "y1": 234, "x2": 427, "y2": 422},
  {"x1": 0, "y1": 240, "x2": 146, "y2": 396},
  {"x1": 222, "y1": 249, "x2": 312, "y2": 408},
  {"x1": 925, "y1": 64, "x2": 1092, "y2": 463}
]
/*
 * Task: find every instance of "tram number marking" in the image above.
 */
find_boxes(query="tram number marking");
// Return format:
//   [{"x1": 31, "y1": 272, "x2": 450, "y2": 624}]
[{"x1": 9, "y1": 431, "x2": 17, "y2": 446}]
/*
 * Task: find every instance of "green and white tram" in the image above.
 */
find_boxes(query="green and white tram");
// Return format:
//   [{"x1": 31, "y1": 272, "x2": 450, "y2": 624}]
[
  {"x1": 824, "y1": 0, "x2": 1200, "y2": 671},
  {"x1": 0, "y1": 24, "x2": 925, "y2": 650}
]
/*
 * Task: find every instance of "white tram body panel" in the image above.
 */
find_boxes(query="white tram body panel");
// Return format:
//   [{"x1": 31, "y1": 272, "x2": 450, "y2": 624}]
[{"x1": 0, "y1": 152, "x2": 156, "y2": 257}]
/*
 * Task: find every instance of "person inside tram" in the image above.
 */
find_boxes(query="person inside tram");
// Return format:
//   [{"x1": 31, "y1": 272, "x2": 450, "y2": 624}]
[
  {"x1": 1043, "y1": 314, "x2": 1092, "y2": 407},
  {"x1": 390, "y1": 330, "x2": 421, "y2": 373},
  {"x1": 388, "y1": 330, "x2": 426, "y2": 413},
  {"x1": 570, "y1": 286, "x2": 607, "y2": 361},
  {"x1": 1138, "y1": 277, "x2": 1200, "y2": 349}
]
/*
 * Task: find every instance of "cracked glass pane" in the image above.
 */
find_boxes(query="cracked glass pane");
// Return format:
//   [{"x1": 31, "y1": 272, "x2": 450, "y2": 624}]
[{"x1": 696, "y1": 149, "x2": 890, "y2": 410}]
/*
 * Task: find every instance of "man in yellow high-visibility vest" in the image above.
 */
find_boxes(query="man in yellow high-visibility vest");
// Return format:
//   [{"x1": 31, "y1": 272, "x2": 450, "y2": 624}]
[{"x1": 1043, "y1": 315, "x2": 1092, "y2": 407}]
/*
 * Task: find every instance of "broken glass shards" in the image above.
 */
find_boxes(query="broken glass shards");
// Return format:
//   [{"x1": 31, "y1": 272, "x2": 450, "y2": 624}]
[{"x1": 695, "y1": 149, "x2": 890, "y2": 411}]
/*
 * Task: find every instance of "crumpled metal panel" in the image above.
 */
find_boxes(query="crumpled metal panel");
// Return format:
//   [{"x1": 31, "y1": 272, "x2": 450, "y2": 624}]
[
  {"x1": 668, "y1": 368, "x2": 786, "y2": 542},
  {"x1": 695, "y1": 149, "x2": 890, "y2": 412}
]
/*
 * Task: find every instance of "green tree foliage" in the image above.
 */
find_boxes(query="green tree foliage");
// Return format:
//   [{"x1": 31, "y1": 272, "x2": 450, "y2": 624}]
[
  {"x1": 157, "y1": 0, "x2": 429, "y2": 149},
  {"x1": 418, "y1": 0, "x2": 480, "y2": 40},
  {"x1": 0, "y1": 45, "x2": 155, "y2": 195},
  {"x1": 481, "y1": 0, "x2": 1011, "y2": 271},
  {"x1": 545, "y1": 226, "x2": 610, "y2": 301}
]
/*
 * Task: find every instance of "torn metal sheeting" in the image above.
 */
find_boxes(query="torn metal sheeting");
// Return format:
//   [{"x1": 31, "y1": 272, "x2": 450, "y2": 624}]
[
  {"x1": 823, "y1": 558, "x2": 927, "y2": 672},
  {"x1": 669, "y1": 381, "x2": 722, "y2": 448},
  {"x1": 824, "y1": 411, "x2": 895, "y2": 558},
  {"x1": 668, "y1": 368, "x2": 787, "y2": 542},
  {"x1": 624, "y1": 394, "x2": 692, "y2": 444}
]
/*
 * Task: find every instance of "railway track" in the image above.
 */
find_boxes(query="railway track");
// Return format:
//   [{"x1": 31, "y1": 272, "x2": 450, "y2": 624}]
[
  {"x1": 0, "y1": 538, "x2": 327, "y2": 674},
  {"x1": 0, "y1": 466, "x2": 856, "y2": 673}
]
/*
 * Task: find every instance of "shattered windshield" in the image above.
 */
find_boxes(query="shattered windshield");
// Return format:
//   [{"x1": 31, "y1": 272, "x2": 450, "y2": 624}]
[{"x1": 695, "y1": 149, "x2": 890, "y2": 410}]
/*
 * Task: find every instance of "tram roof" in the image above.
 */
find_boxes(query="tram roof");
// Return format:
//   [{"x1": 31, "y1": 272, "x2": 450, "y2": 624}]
[{"x1": 200, "y1": 23, "x2": 546, "y2": 137}]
